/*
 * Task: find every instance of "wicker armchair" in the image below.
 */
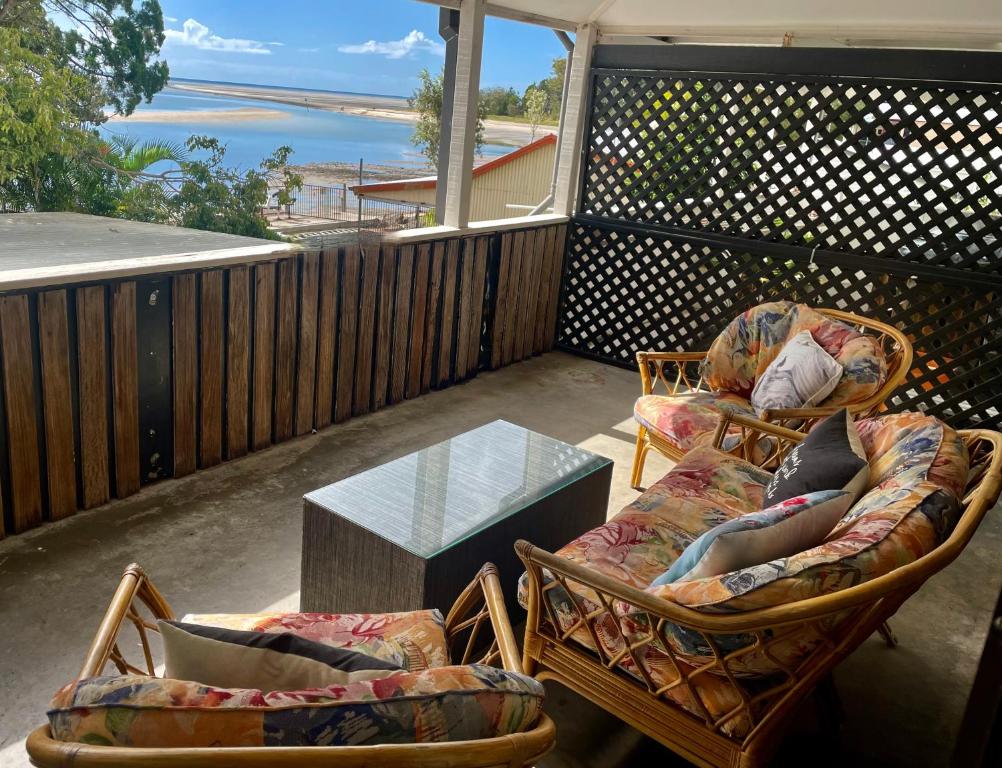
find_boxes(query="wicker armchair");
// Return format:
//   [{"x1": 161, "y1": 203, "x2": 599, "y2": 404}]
[
  {"x1": 632, "y1": 305, "x2": 912, "y2": 488},
  {"x1": 27, "y1": 563, "x2": 555, "y2": 768},
  {"x1": 519, "y1": 412, "x2": 1001, "y2": 768}
]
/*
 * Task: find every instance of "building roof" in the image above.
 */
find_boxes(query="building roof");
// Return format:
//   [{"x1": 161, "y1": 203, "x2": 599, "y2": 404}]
[{"x1": 352, "y1": 133, "x2": 556, "y2": 196}]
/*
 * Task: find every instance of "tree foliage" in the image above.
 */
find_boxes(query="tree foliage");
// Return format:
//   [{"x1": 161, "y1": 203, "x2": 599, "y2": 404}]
[
  {"x1": 409, "y1": 67, "x2": 485, "y2": 167},
  {"x1": 524, "y1": 87, "x2": 547, "y2": 141},
  {"x1": 0, "y1": 0, "x2": 169, "y2": 120}
]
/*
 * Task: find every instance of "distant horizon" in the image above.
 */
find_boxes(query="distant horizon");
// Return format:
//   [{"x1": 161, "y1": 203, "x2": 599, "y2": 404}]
[{"x1": 169, "y1": 76, "x2": 410, "y2": 102}]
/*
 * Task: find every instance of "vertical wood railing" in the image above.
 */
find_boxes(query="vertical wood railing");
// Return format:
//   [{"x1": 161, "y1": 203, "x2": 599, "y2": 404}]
[{"x1": 0, "y1": 220, "x2": 567, "y2": 539}]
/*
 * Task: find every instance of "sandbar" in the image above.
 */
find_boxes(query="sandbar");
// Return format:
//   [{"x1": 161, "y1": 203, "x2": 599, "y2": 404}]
[{"x1": 107, "y1": 106, "x2": 289, "y2": 123}]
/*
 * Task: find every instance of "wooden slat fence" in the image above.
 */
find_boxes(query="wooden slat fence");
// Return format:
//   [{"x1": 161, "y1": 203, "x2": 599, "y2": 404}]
[{"x1": 0, "y1": 221, "x2": 566, "y2": 539}]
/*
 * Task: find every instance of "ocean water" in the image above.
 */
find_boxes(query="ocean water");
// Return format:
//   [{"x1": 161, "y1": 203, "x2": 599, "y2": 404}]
[{"x1": 101, "y1": 85, "x2": 510, "y2": 172}]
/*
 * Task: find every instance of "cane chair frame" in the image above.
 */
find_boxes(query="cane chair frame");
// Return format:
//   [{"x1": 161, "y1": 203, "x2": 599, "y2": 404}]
[
  {"x1": 27, "y1": 563, "x2": 555, "y2": 768},
  {"x1": 520, "y1": 413, "x2": 1001, "y2": 768},
  {"x1": 631, "y1": 307, "x2": 913, "y2": 488}
]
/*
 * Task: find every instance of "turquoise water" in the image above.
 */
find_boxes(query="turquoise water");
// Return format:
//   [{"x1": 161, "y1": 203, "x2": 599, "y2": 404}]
[{"x1": 102, "y1": 85, "x2": 510, "y2": 172}]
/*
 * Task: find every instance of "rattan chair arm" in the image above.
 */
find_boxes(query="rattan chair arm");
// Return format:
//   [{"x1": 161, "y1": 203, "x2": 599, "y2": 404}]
[
  {"x1": 25, "y1": 716, "x2": 557, "y2": 767},
  {"x1": 444, "y1": 563, "x2": 523, "y2": 674},
  {"x1": 635, "y1": 351, "x2": 708, "y2": 363},
  {"x1": 79, "y1": 564, "x2": 173, "y2": 679},
  {"x1": 710, "y1": 410, "x2": 807, "y2": 449},
  {"x1": 635, "y1": 350, "x2": 708, "y2": 395}
]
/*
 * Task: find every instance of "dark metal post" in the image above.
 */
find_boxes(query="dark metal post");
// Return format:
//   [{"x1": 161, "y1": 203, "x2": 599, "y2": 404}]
[{"x1": 436, "y1": 8, "x2": 460, "y2": 225}]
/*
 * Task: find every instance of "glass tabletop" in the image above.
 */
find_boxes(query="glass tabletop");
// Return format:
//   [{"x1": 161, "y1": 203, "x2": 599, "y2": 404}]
[{"x1": 304, "y1": 420, "x2": 612, "y2": 559}]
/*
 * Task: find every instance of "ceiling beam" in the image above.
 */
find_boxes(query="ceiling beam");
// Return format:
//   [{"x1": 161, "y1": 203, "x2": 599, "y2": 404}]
[{"x1": 414, "y1": 1, "x2": 578, "y2": 32}]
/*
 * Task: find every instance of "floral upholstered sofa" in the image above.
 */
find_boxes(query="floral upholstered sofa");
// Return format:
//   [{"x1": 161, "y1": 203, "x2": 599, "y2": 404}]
[
  {"x1": 631, "y1": 301, "x2": 911, "y2": 485},
  {"x1": 518, "y1": 411, "x2": 1001, "y2": 768}
]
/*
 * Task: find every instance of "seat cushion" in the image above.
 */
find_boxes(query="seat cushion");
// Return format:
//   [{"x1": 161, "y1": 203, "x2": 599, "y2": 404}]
[
  {"x1": 48, "y1": 665, "x2": 544, "y2": 748},
  {"x1": 634, "y1": 391, "x2": 756, "y2": 454},
  {"x1": 180, "y1": 610, "x2": 449, "y2": 672},
  {"x1": 517, "y1": 447, "x2": 773, "y2": 736},
  {"x1": 701, "y1": 301, "x2": 888, "y2": 406}
]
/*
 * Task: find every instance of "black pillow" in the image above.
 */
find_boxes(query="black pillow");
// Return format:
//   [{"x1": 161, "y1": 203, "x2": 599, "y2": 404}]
[{"x1": 762, "y1": 408, "x2": 869, "y2": 508}]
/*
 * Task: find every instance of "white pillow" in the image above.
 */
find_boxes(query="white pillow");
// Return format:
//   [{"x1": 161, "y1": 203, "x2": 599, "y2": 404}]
[{"x1": 751, "y1": 330, "x2": 843, "y2": 415}]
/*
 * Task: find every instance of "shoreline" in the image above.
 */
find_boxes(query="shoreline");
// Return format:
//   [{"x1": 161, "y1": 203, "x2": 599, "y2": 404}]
[{"x1": 169, "y1": 81, "x2": 537, "y2": 146}]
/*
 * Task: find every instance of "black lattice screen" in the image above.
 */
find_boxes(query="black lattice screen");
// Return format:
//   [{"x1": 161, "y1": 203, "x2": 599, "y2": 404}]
[{"x1": 558, "y1": 48, "x2": 1002, "y2": 429}]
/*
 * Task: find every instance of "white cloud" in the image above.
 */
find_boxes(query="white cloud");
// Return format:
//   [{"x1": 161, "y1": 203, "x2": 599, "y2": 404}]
[
  {"x1": 164, "y1": 15, "x2": 178, "y2": 22},
  {"x1": 164, "y1": 18, "x2": 281, "y2": 55},
  {"x1": 338, "y1": 29, "x2": 444, "y2": 59}
]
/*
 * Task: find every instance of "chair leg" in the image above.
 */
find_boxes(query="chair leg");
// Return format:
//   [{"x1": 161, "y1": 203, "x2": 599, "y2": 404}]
[
  {"x1": 631, "y1": 427, "x2": 649, "y2": 490},
  {"x1": 876, "y1": 621, "x2": 898, "y2": 648}
]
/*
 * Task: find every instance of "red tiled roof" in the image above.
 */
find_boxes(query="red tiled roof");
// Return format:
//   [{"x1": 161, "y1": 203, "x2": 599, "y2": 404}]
[{"x1": 352, "y1": 133, "x2": 556, "y2": 194}]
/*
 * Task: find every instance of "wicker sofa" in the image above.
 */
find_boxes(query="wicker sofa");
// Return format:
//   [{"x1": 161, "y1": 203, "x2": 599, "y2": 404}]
[
  {"x1": 27, "y1": 563, "x2": 555, "y2": 768},
  {"x1": 518, "y1": 410, "x2": 1001, "y2": 768},
  {"x1": 631, "y1": 301, "x2": 912, "y2": 488}
]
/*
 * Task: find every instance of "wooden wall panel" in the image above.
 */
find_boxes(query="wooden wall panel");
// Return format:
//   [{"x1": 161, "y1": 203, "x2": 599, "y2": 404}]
[
  {"x1": 352, "y1": 246, "x2": 379, "y2": 416},
  {"x1": 295, "y1": 253, "x2": 320, "y2": 435},
  {"x1": 273, "y1": 258, "x2": 298, "y2": 441},
  {"x1": 199, "y1": 270, "x2": 224, "y2": 467},
  {"x1": 390, "y1": 245, "x2": 414, "y2": 404},
  {"x1": 76, "y1": 285, "x2": 110, "y2": 508},
  {"x1": 314, "y1": 250, "x2": 340, "y2": 428},
  {"x1": 422, "y1": 242, "x2": 445, "y2": 394},
  {"x1": 251, "y1": 263, "x2": 276, "y2": 450},
  {"x1": 492, "y1": 232, "x2": 513, "y2": 368},
  {"x1": 335, "y1": 247, "x2": 360, "y2": 423},
  {"x1": 455, "y1": 238, "x2": 475, "y2": 380},
  {"x1": 533, "y1": 226, "x2": 556, "y2": 354},
  {"x1": 436, "y1": 240, "x2": 460, "y2": 387},
  {"x1": 172, "y1": 275, "x2": 197, "y2": 477},
  {"x1": 111, "y1": 282, "x2": 140, "y2": 497},
  {"x1": 503, "y1": 231, "x2": 525, "y2": 365},
  {"x1": 517, "y1": 229, "x2": 541, "y2": 361},
  {"x1": 468, "y1": 236, "x2": 489, "y2": 376},
  {"x1": 0, "y1": 295, "x2": 42, "y2": 532},
  {"x1": 544, "y1": 224, "x2": 567, "y2": 350},
  {"x1": 225, "y1": 266, "x2": 250, "y2": 459},
  {"x1": 37, "y1": 291, "x2": 76, "y2": 520},
  {"x1": 406, "y1": 244, "x2": 430, "y2": 400},
  {"x1": 372, "y1": 246, "x2": 397, "y2": 411}
]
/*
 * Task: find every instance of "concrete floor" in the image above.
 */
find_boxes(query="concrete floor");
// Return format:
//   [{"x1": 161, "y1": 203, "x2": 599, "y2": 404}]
[{"x1": 0, "y1": 352, "x2": 998, "y2": 767}]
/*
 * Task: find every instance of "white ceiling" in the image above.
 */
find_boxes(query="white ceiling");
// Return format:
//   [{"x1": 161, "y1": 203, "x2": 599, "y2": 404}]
[{"x1": 426, "y1": 0, "x2": 1002, "y2": 50}]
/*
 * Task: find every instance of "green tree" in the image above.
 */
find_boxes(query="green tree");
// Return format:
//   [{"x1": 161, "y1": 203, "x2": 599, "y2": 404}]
[
  {"x1": 480, "y1": 85, "x2": 521, "y2": 117},
  {"x1": 409, "y1": 67, "x2": 485, "y2": 167},
  {"x1": 524, "y1": 87, "x2": 547, "y2": 142},
  {"x1": 522, "y1": 57, "x2": 564, "y2": 120},
  {"x1": 0, "y1": 0, "x2": 169, "y2": 120}
]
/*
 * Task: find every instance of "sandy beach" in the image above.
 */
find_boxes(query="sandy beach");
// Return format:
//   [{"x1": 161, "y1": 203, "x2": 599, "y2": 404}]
[
  {"x1": 107, "y1": 106, "x2": 288, "y2": 123},
  {"x1": 168, "y1": 80, "x2": 536, "y2": 146}
]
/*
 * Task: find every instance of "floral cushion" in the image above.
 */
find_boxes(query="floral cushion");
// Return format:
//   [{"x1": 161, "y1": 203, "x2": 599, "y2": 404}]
[
  {"x1": 701, "y1": 301, "x2": 888, "y2": 406},
  {"x1": 634, "y1": 391, "x2": 757, "y2": 454},
  {"x1": 181, "y1": 610, "x2": 449, "y2": 672},
  {"x1": 517, "y1": 447, "x2": 772, "y2": 736},
  {"x1": 48, "y1": 665, "x2": 544, "y2": 748}
]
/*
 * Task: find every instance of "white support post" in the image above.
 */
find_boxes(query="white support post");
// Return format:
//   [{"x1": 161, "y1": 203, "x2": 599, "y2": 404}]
[
  {"x1": 553, "y1": 22, "x2": 597, "y2": 217},
  {"x1": 442, "y1": 0, "x2": 485, "y2": 229}
]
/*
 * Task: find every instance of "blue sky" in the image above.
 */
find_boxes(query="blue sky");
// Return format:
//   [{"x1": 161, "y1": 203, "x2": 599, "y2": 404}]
[{"x1": 158, "y1": 0, "x2": 565, "y2": 97}]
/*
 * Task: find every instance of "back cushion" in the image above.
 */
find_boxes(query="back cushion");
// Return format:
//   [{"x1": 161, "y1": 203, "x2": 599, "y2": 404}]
[
  {"x1": 702, "y1": 301, "x2": 887, "y2": 404},
  {"x1": 49, "y1": 665, "x2": 544, "y2": 748},
  {"x1": 854, "y1": 412, "x2": 969, "y2": 499}
]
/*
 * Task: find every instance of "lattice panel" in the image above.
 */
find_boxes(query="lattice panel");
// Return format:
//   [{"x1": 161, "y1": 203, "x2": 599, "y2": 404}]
[
  {"x1": 559, "y1": 222, "x2": 1002, "y2": 429},
  {"x1": 582, "y1": 71, "x2": 1002, "y2": 274}
]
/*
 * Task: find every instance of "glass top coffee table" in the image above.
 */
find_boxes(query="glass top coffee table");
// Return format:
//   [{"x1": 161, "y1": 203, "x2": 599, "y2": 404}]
[{"x1": 300, "y1": 420, "x2": 613, "y2": 615}]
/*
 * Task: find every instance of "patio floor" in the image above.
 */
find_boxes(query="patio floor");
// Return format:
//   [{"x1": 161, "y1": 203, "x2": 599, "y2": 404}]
[{"x1": 1, "y1": 351, "x2": 999, "y2": 767}]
